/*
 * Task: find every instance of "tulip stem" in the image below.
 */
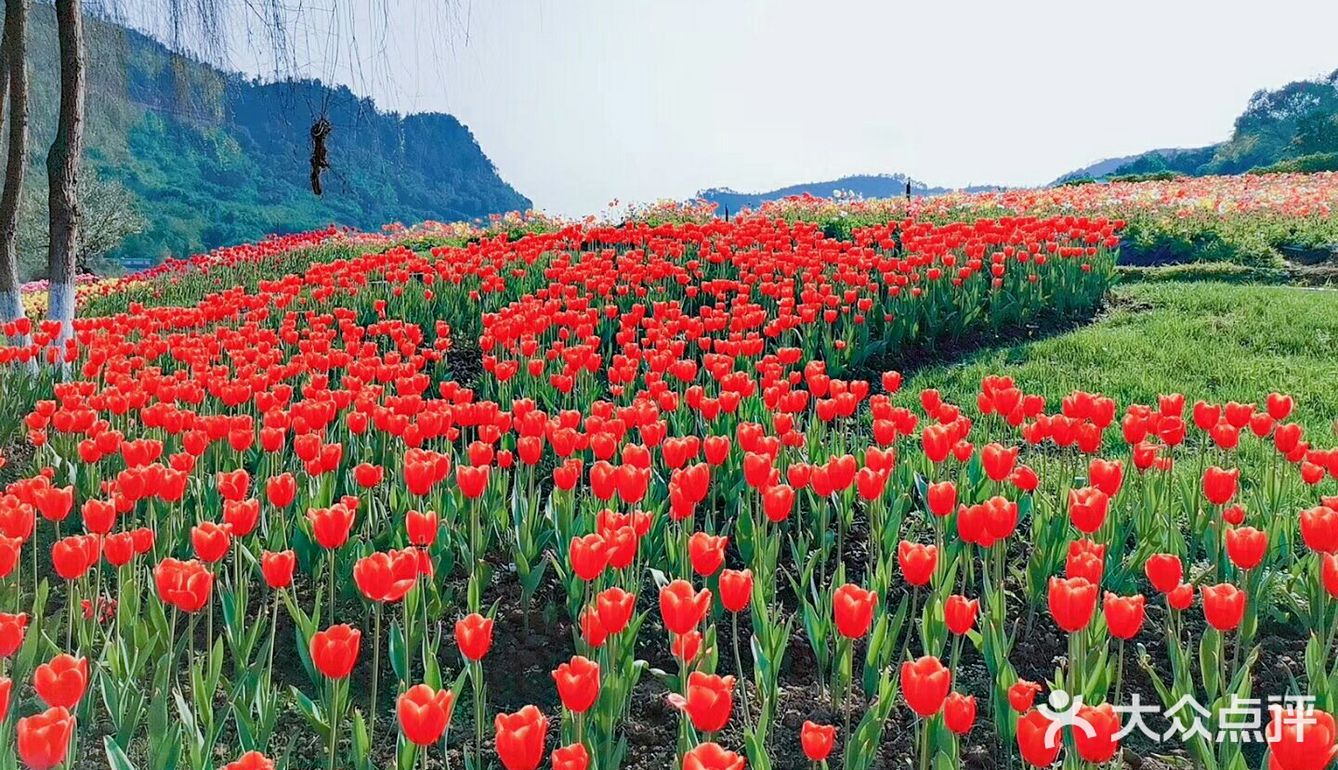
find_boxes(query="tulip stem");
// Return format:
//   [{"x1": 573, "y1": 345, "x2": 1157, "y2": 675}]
[
  {"x1": 65, "y1": 578, "x2": 74, "y2": 651},
  {"x1": 842, "y1": 641, "x2": 853, "y2": 757},
  {"x1": 267, "y1": 590, "x2": 279, "y2": 685},
  {"x1": 901, "y1": 589, "x2": 920, "y2": 663},
  {"x1": 328, "y1": 551, "x2": 336, "y2": 622},
  {"x1": 370, "y1": 604, "x2": 381, "y2": 741},
  {"x1": 732, "y1": 612, "x2": 753, "y2": 731},
  {"x1": 1113, "y1": 639, "x2": 1125, "y2": 707},
  {"x1": 918, "y1": 717, "x2": 930, "y2": 770},
  {"x1": 472, "y1": 659, "x2": 485, "y2": 768},
  {"x1": 328, "y1": 677, "x2": 339, "y2": 770}
]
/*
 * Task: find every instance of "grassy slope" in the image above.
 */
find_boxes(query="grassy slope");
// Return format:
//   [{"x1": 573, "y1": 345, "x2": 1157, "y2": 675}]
[{"x1": 905, "y1": 281, "x2": 1338, "y2": 451}]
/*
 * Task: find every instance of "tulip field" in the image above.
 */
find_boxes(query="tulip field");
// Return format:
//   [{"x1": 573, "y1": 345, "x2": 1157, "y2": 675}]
[{"x1": 0, "y1": 175, "x2": 1337, "y2": 770}]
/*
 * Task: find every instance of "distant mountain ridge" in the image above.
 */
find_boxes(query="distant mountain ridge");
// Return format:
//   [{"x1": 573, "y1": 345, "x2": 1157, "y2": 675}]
[
  {"x1": 698, "y1": 174, "x2": 1003, "y2": 213},
  {"x1": 22, "y1": 4, "x2": 530, "y2": 272},
  {"x1": 1055, "y1": 69, "x2": 1338, "y2": 181},
  {"x1": 1051, "y1": 146, "x2": 1221, "y2": 184}
]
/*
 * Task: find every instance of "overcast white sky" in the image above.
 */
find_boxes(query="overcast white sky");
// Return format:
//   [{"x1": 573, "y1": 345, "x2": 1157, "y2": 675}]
[{"x1": 132, "y1": 0, "x2": 1338, "y2": 216}]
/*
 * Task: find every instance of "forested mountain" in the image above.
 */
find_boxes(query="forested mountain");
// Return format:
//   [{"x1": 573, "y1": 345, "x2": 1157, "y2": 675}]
[
  {"x1": 1058, "y1": 70, "x2": 1338, "y2": 182},
  {"x1": 16, "y1": 4, "x2": 529, "y2": 276},
  {"x1": 698, "y1": 174, "x2": 1001, "y2": 213}
]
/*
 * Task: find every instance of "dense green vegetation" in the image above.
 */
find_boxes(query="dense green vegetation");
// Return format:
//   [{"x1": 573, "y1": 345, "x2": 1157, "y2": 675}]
[
  {"x1": 1093, "y1": 71, "x2": 1338, "y2": 179},
  {"x1": 906, "y1": 281, "x2": 1338, "y2": 449},
  {"x1": 16, "y1": 4, "x2": 529, "y2": 278}
]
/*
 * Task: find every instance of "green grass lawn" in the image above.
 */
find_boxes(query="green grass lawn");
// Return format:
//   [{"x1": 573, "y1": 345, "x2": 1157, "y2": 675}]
[{"x1": 904, "y1": 280, "x2": 1338, "y2": 472}]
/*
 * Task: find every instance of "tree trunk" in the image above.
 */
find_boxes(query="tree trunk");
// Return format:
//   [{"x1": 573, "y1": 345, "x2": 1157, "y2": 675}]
[
  {"x1": 1, "y1": 0, "x2": 30, "y2": 345},
  {"x1": 46, "y1": 0, "x2": 82, "y2": 350}
]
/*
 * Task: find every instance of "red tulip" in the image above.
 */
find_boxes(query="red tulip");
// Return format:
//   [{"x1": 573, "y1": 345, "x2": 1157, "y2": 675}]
[
  {"x1": 833, "y1": 583, "x2": 878, "y2": 638},
  {"x1": 551, "y1": 744, "x2": 590, "y2": 770},
  {"x1": 595, "y1": 587, "x2": 636, "y2": 635},
  {"x1": 222, "y1": 499, "x2": 260, "y2": 538},
  {"x1": 674, "y1": 671, "x2": 735, "y2": 732},
  {"x1": 688, "y1": 532, "x2": 728, "y2": 577},
  {"x1": 0, "y1": 611, "x2": 29, "y2": 657},
  {"x1": 1168, "y1": 582, "x2": 1195, "y2": 611},
  {"x1": 216, "y1": 469, "x2": 250, "y2": 501},
  {"x1": 16, "y1": 706, "x2": 75, "y2": 770},
  {"x1": 981, "y1": 496, "x2": 1019, "y2": 540},
  {"x1": 223, "y1": 752, "x2": 276, "y2": 770},
  {"x1": 1088, "y1": 458, "x2": 1124, "y2": 497},
  {"x1": 981, "y1": 442, "x2": 1018, "y2": 481},
  {"x1": 51, "y1": 536, "x2": 93, "y2": 581},
  {"x1": 1102, "y1": 592, "x2": 1146, "y2": 639},
  {"x1": 926, "y1": 481, "x2": 957, "y2": 517},
  {"x1": 353, "y1": 551, "x2": 418, "y2": 603},
  {"x1": 455, "y1": 613, "x2": 494, "y2": 661},
  {"x1": 397, "y1": 684, "x2": 453, "y2": 746},
  {"x1": 898, "y1": 540, "x2": 937, "y2": 587},
  {"x1": 944, "y1": 594, "x2": 979, "y2": 635},
  {"x1": 1322, "y1": 554, "x2": 1338, "y2": 599},
  {"x1": 1144, "y1": 553, "x2": 1182, "y2": 594},
  {"x1": 569, "y1": 533, "x2": 609, "y2": 582},
  {"x1": 1017, "y1": 709, "x2": 1062, "y2": 767},
  {"x1": 552, "y1": 656, "x2": 601, "y2": 713},
  {"x1": 1067, "y1": 487, "x2": 1109, "y2": 534},
  {"x1": 310, "y1": 624, "x2": 361, "y2": 679},
  {"x1": 1074, "y1": 703, "x2": 1121, "y2": 763},
  {"x1": 0, "y1": 676, "x2": 9, "y2": 723},
  {"x1": 682, "y1": 742, "x2": 746, "y2": 770},
  {"x1": 261, "y1": 550, "x2": 295, "y2": 589},
  {"x1": 580, "y1": 606, "x2": 607, "y2": 649},
  {"x1": 33, "y1": 485, "x2": 73, "y2": 523},
  {"x1": 719, "y1": 569, "x2": 753, "y2": 613},
  {"x1": 1048, "y1": 576, "x2": 1098, "y2": 633},
  {"x1": 1010, "y1": 464, "x2": 1039, "y2": 493},
  {"x1": 761, "y1": 484, "x2": 794, "y2": 523},
  {"x1": 1267, "y1": 392, "x2": 1295, "y2": 420},
  {"x1": 1226, "y1": 526, "x2": 1268, "y2": 570},
  {"x1": 266, "y1": 473, "x2": 296, "y2": 508},
  {"x1": 1267, "y1": 707, "x2": 1338, "y2": 770},
  {"x1": 801, "y1": 721, "x2": 836, "y2": 761},
  {"x1": 671, "y1": 630, "x2": 704, "y2": 664},
  {"x1": 855, "y1": 467, "x2": 888, "y2": 501},
  {"x1": 0, "y1": 534, "x2": 21, "y2": 578},
  {"x1": 1065, "y1": 539, "x2": 1105, "y2": 585},
  {"x1": 1202, "y1": 466, "x2": 1240, "y2": 506},
  {"x1": 154, "y1": 558, "x2": 214, "y2": 612},
  {"x1": 1008, "y1": 680, "x2": 1042, "y2": 712},
  {"x1": 944, "y1": 692, "x2": 977, "y2": 734},
  {"x1": 33, "y1": 654, "x2": 88, "y2": 709},
  {"x1": 457, "y1": 464, "x2": 491, "y2": 499},
  {"x1": 80, "y1": 498, "x2": 116, "y2": 535},
  {"x1": 191, "y1": 521, "x2": 232, "y2": 563},
  {"x1": 353, "y1": 463, "x2": 383, "y2": 489},
  {"x1": 406, "y1": 509, "x2": 438, "y2": 547},
  {"x1": 1202, "y1": 583, "x2": 1246, "y2": 631},
  {"x1": 308, "y1": 504, "x2": 355, "y2": 550},
  {"x1": 900, "y1": 655, "x2": 951, "y2": 717},
  {"x1": 1301, "y1": 506, "x2": 1338, "y2": 554},
  {"x1": 494, "y1": 705, "x2": 548, "y2": 770},
  {"x1": 1222, "y1": 504, "x2": 1247, "y2": 527},
  {"x1": 660, "y1": 579, "x2": 711, "y2": 635}
]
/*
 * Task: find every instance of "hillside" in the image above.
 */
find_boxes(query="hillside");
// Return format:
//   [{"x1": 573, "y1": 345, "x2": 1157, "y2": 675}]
[
  {"x1": 697, "y1": 174, "x2": 1001, "y2": 213},
  {"x1": 1058, "y1": 70, "x2": 1338, "y2": 181},
  {"x1": 18, "y1": 4, "x2": 529, "y2": 275},
  {"x1": 1052, "y1": 146, "x2": 1220, "y2": 184}
]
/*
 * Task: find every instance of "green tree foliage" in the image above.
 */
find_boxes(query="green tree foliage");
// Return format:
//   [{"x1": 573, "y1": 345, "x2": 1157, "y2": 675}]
[
  {"x1": 21, "y1": 4, "x2": 530, "y2": 272},
  {"x1": 1107, "y1": 70, "x2": 1338, "y2": 179}
]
